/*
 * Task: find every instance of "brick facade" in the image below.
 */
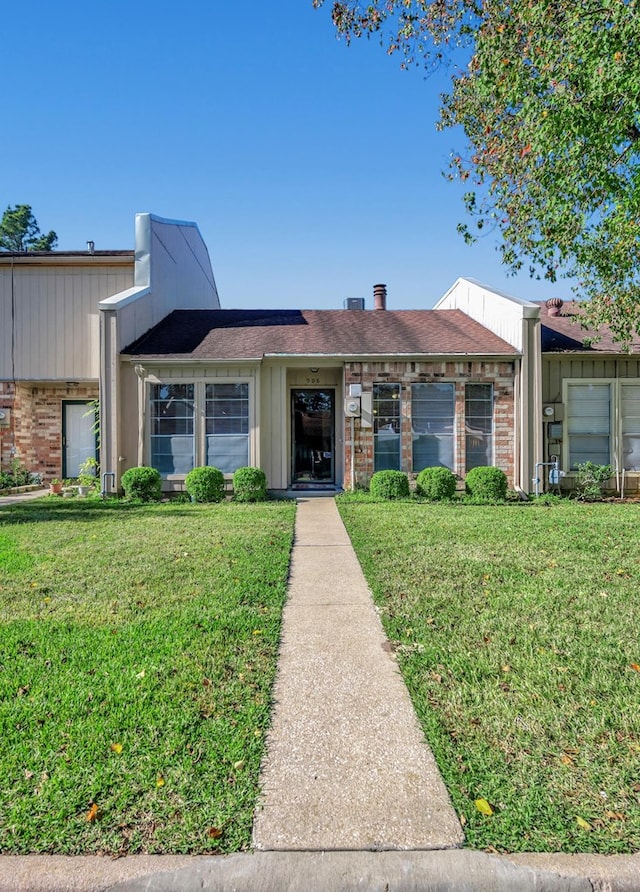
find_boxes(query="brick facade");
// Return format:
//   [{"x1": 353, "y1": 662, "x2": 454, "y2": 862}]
[
  {"x1": 0, "y1": 382, "x2": 97, "y2": 482},
  {"x1": 344, "y1": 360, "x2": 516, "y2": 489},
  {"x1": 0, "y1": 382, "x2": 16, "y2": 474}
]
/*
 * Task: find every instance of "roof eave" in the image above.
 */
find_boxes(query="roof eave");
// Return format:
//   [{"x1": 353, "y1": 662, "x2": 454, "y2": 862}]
[{"x1": 123, "y1": 350, "x2": 520, "y2": 362}]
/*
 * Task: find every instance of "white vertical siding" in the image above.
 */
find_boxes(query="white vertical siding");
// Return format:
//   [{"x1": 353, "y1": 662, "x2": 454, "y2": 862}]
[
  {"x1": 435, "y1": 277, "x2": 539, "y2": 350},
  {"x1": 0, "y1": 263, "x2": 133, "y2": 380}
]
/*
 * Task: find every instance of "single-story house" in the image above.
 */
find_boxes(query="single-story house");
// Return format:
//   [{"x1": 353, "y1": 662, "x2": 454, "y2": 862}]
[{"x1": 119, "y1": 283, "x2": 523, "y2": 493}]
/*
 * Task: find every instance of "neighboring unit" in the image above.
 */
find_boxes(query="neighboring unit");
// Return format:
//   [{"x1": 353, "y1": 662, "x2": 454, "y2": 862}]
[
  {"x1": 0, "y1": 214, "x2": 219, "y2": 486},
  {"x1": 540, "y1": 297, "x2": 640, "y2": 491}
]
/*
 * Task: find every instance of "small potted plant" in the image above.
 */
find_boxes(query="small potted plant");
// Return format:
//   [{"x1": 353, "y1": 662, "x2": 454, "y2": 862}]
[
  {"x1": 77, "y1": 457, "x2": 98, "y2": 496},
  {"x1": 50, "y1": 478, "x2": 63, "y2": 495}
]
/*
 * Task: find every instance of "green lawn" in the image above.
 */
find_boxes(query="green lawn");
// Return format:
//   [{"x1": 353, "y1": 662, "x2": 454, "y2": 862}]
[
  {"x1": 0, "y1": 497, "x2": 295, "y2": 855},
  {"x1": 337, "y1": 496, "x2": 640, "y2": 854}
]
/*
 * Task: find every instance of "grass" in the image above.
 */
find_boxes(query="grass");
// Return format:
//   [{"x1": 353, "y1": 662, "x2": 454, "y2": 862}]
[
  {"x1": 337, "y1": 496, "x2": 640, "y2": 854},
  {"x1": 0, "y1": 496, "x2": 296, "y2": 855}
]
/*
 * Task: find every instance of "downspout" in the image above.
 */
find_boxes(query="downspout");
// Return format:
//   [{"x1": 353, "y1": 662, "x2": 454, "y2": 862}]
[
  {"x1": 520, "y1": 311, "x2": 543, "y2": 494},
  {"x1": 513, "y1": 355, "x2": 523, "y2": 494},
  {"x1": 134, "y1": 364, "x2": 147, "y2": 466},
  {"x1": 530, "y1": 313, "x2": 544, "y2": 484},
  {"x1": 99, "y1": 308, "x2": 119, "y2": 493}
]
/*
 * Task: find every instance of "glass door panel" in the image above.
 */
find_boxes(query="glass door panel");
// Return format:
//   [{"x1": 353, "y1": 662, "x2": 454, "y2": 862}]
[
  {"x1": 292, "y1": 389, "x2": 335, "y2": 484},
  {"x1": 63, "y1": 401, "x2": 97, "y2": 478}
]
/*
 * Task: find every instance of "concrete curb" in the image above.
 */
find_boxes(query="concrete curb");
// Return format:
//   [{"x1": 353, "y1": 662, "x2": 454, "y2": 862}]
[
  {"x1": 3, "y1": 850, "x2": 640, "y2": 892},
  {"x1": 0, "y1": 851, "x2": 582, "y2": 892}
]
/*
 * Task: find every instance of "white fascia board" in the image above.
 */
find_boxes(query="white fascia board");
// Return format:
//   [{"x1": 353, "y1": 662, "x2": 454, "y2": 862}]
[
  {"x1": 118, "y1": 353, "x2": 262, "y2": 367},
  {"x1": 99, "y1": 285, "x2": 151, "y2": 310},
  {"x1": 147, "y1": 212, "x2": 206, "y2": 230}
]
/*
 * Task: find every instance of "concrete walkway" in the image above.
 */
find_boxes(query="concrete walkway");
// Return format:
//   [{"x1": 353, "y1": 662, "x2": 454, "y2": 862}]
[
  {"x1": 0, "y1": 487, "x2": 47, "y2": 506},
  {"x1": 252, "y1": 496, "x2": 463, "y2": 851}
]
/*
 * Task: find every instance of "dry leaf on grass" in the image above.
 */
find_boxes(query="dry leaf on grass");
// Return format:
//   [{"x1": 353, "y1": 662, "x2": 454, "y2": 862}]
[
  {"x1": 475, "y1": 798, "x2": 494, "y2": 816},
  {"x1": 87, "y1": 803, "x2": 99, "y2": 823}
]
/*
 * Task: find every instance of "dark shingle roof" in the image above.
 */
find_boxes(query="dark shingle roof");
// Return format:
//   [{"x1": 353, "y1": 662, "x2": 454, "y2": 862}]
[
  {"x1": 540, "y1": 302, "x2": 640, "y2": 353},
  {"x1": 122, "y1": 308, "x2": 518, "y2": 360}
]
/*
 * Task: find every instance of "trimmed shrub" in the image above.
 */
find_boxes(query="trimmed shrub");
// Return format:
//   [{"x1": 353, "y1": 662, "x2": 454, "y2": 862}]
[
  {"x1": 416, "y1": 466, "x2": 457, "y2": 501},
  {"x1": 369, "y1": 470, "x2": 410, "y2": 500},
  {"x1": 464, "y1": 466, "x2": 508, "y2": 501},
  {"x1": 185, "y1": 466, "x2": 225, "y2": 503},
  {"x1": 121, "y1": 466, "x2": 162, "y2": 501},
  {"x1": 233, "y1": 466, "x2": 267, "y2": 502}
]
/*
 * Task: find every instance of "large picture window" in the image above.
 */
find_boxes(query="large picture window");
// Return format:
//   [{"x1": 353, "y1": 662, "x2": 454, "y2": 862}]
[
  {"x1": 150, "y1": 383, "x2": 195, "y2": 475},
  {"x1": 373, "y1": 382, "x2": 401, "y2": 471},
  {"x1": 465, "y1": 383, "x2": 493, "y2": 471},
  {"x1": 411, "y1": 383, "x2": 455, "y2": 472},
  {"x1": 206, "y1": 383, "x2": 249, "y2": 474},
  {"x1": 148, "y1": 380, "x2": 251, "y2": 477}
]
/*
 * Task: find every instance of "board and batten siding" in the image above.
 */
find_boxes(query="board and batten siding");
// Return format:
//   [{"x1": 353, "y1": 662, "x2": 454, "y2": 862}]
[
  {"x1": 260, "y1": 363, "x2": 288, "y2": 491},
  {"x1": 543, "y1": 356, "x2": 640, "y2": 403},
  {"x1": 0, "y1": 264, "x2": 133, "y2": 381}
]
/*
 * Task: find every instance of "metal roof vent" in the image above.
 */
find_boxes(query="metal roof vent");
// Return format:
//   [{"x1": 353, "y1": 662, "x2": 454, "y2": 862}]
[
  {"x1": 344, "y1": 297, "x2": 365, "y2": 310},
  {"x1": 546, "y1": 297, "x2": 564, "y2": 316}
]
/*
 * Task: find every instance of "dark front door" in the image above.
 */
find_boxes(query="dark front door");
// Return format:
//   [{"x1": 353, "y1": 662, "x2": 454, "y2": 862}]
[{"x1": 291, "y1": 389, "x2": 335, "y2": 485}]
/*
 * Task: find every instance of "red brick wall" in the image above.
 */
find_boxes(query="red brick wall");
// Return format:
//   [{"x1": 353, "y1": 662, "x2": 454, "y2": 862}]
[
  {"x1": 0, "y1": 382, "x2": 16, "y2": 473},
  {"x1": 2, "y1": 383, "x2": 97, "y2": 482},
  {"x1": 344, "y1": 360, "x2": 515, "y2": 489}
]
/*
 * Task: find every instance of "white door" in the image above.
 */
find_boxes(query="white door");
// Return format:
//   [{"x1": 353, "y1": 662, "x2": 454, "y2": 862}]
[{"x1": 63, "y1": 402, "x2": 96, "y2": 478}]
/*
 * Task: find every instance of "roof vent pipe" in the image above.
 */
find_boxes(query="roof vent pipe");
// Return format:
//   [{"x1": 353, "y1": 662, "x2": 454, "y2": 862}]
[{"x1": 373, "y1": 283, "x2": 387, "y2": 311}]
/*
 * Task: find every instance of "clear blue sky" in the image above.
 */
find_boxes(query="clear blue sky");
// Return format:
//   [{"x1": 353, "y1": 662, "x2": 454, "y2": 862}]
[{"x1": 4, "y1": 1, "x2": 569, "y2": 310}]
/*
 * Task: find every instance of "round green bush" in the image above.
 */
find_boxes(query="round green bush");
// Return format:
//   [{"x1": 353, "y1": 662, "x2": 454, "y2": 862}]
[
  {"x1": 121, "y1": 466, "x2": 162, "y2": 501},
  {"x1": 233, "y1": 466, "x2": 267, "y2": 502},
  {"x1": 369, "y1": 470, "x2": 410, "y2": 500},
  {"x1": 464, "y1": 466, "x2": 508, "y2": 501},
  {"x1": 416, "y1": 466, "x2": 457, "y2": 501},
  {"x1": 185, "y1": 466, "x2": 225, "y2": 503}
]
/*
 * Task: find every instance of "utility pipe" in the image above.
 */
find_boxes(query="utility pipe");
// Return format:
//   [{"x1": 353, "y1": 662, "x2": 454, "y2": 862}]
[{"x1": 532, "y1": 457, "x2": 560, "y2": 497}]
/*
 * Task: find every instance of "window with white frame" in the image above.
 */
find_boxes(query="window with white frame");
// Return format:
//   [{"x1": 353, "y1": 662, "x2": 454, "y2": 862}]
[
  {"x1": 150, "y1": 383, "x2": 195, "y2": 475},
  {"x1": 566, "y1": 382, "x2": 611, "y2": 468},
  {"x1": 373, "y1": 382, "x2": 401, "y2": 471},
  {"x1": 621, "y1": 382, "x2": 640, "y2": 471},
  {"x1": 205, "y1": 383, "x2": 249, "y2": 474},
  {"x1": 411, "y1": 382, "x2": 455, "y2": 472},
  {"x1": 465, "y1": 383, "x2": 493, "y2": 471},
  {"x1": 565, "y1": 380, "x2": 640, "y2": 472}
]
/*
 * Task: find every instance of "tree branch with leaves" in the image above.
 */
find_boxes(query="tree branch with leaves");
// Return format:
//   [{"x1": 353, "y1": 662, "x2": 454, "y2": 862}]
[{"x1": 314, "y1": 0, "x2": 640, "y2": 345}]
